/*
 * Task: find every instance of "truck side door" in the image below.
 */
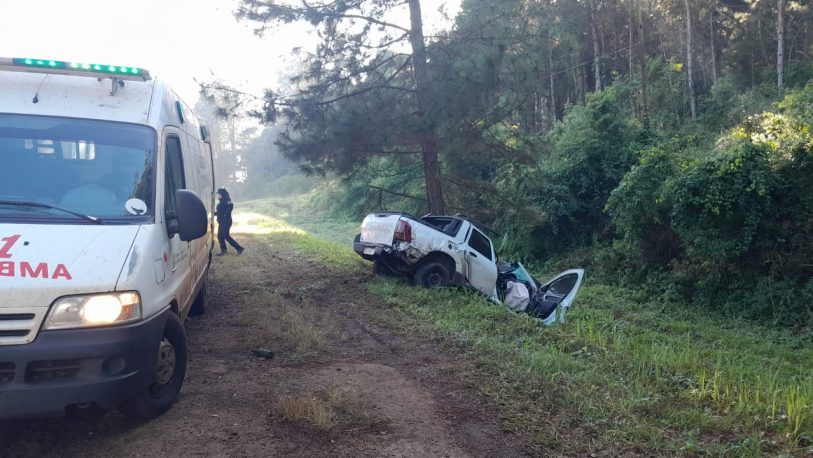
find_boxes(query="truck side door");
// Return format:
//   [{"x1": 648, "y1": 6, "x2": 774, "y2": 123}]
[
  {"x1": 162, "y1": 132, "x2": 192, "y2": 311},
  {"x1": 465, "y1": 227, "x2": 498, "y2": 296}
]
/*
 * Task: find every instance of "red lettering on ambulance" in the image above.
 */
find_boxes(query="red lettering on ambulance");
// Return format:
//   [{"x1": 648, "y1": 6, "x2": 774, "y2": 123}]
[
  {"x1": 21, "y1": 262, "x2": 48, "y2": 278},
  {"x1": 0, "y1": 235, "x2": 21, "y2": 258},
  {"x1": 0, "y1": 261, "x2": 15, "y2": 276},
  {"x1": 52, "y1": 264, "x2": 72, "y2": 280}
]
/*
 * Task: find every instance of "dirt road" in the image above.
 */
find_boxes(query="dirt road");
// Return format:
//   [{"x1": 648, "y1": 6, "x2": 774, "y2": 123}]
[{"x1": 0, "y1": 235, "x2": 530, "y2": 457}]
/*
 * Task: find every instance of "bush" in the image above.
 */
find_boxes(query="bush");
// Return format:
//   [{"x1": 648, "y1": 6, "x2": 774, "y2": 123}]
[
  {"x1": 606, "y1": 83, "x2": 813, "y2": 326},
  {"x1": 671, "y1": 140, "x2": 778, "y2": 262},
  {"x1": 606, "y1": 142, "x2": 687, "y2": 267}
]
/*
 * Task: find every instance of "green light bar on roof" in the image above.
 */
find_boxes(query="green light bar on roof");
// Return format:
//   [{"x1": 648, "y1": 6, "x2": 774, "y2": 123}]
[{"x1": 6, "y1": 57, "x2": 150, "y2": 81}]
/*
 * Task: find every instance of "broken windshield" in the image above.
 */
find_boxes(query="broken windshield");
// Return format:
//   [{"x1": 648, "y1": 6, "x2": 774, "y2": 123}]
[{"x1": 0, "y1": 114, "x2": 155, "y2": 224}]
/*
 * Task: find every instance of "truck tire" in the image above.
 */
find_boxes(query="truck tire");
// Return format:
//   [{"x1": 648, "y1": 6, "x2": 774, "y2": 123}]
[
  {"x1": 120, "y1": 312, "x2": 188, "y2": 420},
  {"x1": 188, "y1": 282, "x2": 207, "y2": 317},
  {"x1": 414, "y1": 262, "x2": 450, "y2": 288}
]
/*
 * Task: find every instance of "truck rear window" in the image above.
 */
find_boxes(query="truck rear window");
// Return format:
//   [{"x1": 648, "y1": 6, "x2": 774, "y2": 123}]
[{"x1": 421, "y1": 216, "x2": 462, "y2": 236}]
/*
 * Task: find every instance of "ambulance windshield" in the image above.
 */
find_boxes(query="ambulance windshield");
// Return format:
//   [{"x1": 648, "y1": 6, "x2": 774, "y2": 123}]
[{"x1": 0, "y1": 114, "x2": 155, "y2": 223}]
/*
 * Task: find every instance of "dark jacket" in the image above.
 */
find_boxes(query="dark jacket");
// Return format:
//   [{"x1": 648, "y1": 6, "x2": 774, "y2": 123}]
[{"x1": 215, "y1": 200, "x2": 234, "y2": 225}]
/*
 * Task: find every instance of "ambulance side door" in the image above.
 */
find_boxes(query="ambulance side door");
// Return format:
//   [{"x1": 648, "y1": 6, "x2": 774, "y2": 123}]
[{"x1": 180, "y1": 134, "x2": 213, "y2": 292}]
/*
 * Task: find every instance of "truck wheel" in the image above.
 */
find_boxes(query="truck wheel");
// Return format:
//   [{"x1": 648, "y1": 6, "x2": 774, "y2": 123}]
[
  {"x1": 188, "y1": 282, "x2": 207, "y2": 317},
  {"x1": 414, "y1": 262, "x2": 450, "y2": 288},
  {"x1": 120, "y1": 313, "x2": 188, "y2": 420}
]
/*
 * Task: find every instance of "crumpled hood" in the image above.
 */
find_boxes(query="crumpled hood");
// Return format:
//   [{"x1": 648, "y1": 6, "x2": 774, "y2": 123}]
[{"x1": 0, "y1": 224, "x2": 140, "y2": 308}]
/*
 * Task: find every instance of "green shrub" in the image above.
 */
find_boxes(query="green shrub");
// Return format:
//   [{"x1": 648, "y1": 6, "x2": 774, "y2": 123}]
[{"x1": 671, "y1": 140, "x2": 778, "y2": 262}]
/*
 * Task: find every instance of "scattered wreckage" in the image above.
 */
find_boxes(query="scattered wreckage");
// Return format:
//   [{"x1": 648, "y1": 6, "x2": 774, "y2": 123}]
[{"x1": 353, "y1": 212, "x2": 584, "y2": 324}]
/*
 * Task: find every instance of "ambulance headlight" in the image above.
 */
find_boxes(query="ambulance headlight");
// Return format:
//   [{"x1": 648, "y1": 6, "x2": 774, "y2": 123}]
[{"x1": 43, "y1": 292, "x2": 142, "y2": 330}]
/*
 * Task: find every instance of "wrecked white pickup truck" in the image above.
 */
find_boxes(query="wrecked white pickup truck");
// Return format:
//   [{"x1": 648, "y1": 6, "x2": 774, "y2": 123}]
[{"x1": 353, "y1": 212, "x2": 584, "y2": 324}]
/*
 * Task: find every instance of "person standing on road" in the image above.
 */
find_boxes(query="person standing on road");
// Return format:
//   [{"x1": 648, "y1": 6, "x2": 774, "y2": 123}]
[{"x1": 215, "y1": 187, "x2": 244, "y2": 256}]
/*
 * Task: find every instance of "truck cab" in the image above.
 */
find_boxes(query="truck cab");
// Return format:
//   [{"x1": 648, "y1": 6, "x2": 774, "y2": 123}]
[{"x1": 0, "y1": 57, "x2": 214, "y2": 419}]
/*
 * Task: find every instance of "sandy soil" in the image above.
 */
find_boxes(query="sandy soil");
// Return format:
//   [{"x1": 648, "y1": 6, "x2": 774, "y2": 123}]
[{"x1": 0, "y1": 236, "x2": 531, "y2": 457}]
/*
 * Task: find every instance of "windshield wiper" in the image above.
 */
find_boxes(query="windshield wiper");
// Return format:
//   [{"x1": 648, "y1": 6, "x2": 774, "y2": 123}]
[{"x1": 0, "y1": 200, "x2": 103, "y2": 224}]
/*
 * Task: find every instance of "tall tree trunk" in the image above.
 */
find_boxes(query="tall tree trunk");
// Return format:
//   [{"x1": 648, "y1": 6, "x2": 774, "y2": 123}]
[
  {"x1": 709, "y1": 7, "x2": 717, "y2": 85},
  {"x1": 590, "y1": 0, "x2": 603, "y2": 92},
  {"x1": 629, "y1": 0, "x2": 635, "y2": 76},
  {"x1": 549, "y1": 40, "x2": 557, "y2": 122},
  {"x1": 637, "y1": 0, "x2": 648, "y2": 124},
  {"x1": 758, "y1": 18, "x2": 769, "y2": 62},
  {"x1": 777, "y1": 0, "x2": 784, "y2": 89},
  {"x1": 407, "y1": 0, "x2": 444, "y2": 214},
  {"x1": 684, "y1": 0, "x2": 697, "y2": 119},
  {"x1": 581, "y1": 64, "x2": 589, "y2": 102}
]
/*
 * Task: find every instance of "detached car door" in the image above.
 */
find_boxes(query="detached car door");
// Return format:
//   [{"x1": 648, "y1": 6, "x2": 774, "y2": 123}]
[
  {"x1": 527, "y1": 269, "x2": 584, "y2": 324},
  {"x1": 464, "y1": 227, "x2": 498, "y2": 296}
]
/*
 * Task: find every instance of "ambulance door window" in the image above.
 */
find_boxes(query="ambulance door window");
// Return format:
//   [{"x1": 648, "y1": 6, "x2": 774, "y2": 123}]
[{"x1": 164, "y1": 136, "x2": 186, "y2": 234}]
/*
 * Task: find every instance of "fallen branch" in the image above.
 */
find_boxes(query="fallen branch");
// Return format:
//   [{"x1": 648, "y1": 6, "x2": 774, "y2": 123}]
[{"x1": 441, "y1": 175, "x2": 517, "y2": 207}]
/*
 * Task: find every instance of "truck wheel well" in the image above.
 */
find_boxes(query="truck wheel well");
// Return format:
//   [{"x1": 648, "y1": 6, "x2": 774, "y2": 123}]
[{"x1": 417, "y1": 252, "x2": 456, "y2": 274}]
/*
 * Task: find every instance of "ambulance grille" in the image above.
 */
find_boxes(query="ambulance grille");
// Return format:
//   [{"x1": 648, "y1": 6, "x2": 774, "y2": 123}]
[
  {"x1": 0, "y1": 311, "x2": 42, "y2": 345},
  {"x1": 0, "y1": 362, "x2": 14, "y2": 384},
  {"x1": 0, "y1": 313, "x2": 36, "y2": 321}
]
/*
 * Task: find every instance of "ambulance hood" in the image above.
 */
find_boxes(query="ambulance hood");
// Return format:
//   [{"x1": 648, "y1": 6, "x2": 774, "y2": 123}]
[{"x1": 0, "y1": 224, "x2": 140, "y2": 308}]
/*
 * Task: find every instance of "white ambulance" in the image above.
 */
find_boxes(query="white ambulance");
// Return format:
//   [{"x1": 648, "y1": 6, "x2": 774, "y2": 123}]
[{"x1": 0, "y1": 57, "x2": 214, "y2": 419}]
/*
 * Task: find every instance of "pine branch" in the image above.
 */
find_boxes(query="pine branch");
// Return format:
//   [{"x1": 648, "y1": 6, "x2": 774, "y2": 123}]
[{"x1": 366, "y1": 185, "x2": 426, "y2": 202}]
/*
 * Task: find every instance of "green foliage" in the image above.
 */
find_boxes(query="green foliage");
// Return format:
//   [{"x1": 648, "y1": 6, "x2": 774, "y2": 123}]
[
  {"x1": 497, "y1": 85, "x2": 646, "y2": 259},
  {"x1": 671, "y1": 140, "x2": 777, "y2": 262},
  {"x1": 699, "y1": 79, "x2": 780, "y2": 133},
  {"x1": 606, "y1": 141, "x2": 687, "y2": 268},
  {"x1": 606, "y1": 83, "x2": 813, "y2": 326}
]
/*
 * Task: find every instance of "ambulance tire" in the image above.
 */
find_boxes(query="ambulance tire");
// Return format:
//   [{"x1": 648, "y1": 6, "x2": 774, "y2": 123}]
[
  {"x1": 188, "y1": 282, "x2": 207, "y2": 317},
  {"x1": 120, "y1": 313, "x2": 188, "y2": 420}
]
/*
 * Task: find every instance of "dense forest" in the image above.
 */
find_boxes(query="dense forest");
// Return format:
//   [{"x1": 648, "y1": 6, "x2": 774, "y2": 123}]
[{"x1": 204, "y1": 0, "x2": 813, "y2": 327}]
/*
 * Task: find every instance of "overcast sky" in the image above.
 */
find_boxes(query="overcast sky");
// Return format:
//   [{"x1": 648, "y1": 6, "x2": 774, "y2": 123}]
[{"x1": 0, "y1": 0, "x2": 460, "y2": 104}]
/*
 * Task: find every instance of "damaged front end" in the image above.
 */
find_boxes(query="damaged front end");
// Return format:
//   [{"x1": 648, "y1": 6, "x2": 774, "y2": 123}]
[{"x1": 497, "y1": 264, "x2": 584, "y2": 325}]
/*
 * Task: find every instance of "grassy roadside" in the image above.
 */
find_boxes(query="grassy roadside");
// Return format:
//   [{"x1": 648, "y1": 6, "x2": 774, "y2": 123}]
[{"x1": 233, "y1": 196, "x2": 813, "y2": 456}]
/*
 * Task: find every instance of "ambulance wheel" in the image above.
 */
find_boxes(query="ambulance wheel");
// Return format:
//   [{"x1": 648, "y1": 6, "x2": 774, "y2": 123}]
[
  {"x1": 188, "y1": 282, "x2": 207, "y2": 317},
  {"x1": 120, "y1": 313, "x2": 187, "y2": 420},
  {"x1": 414, "y1": 262, "x2": 450, "y2": 288}
]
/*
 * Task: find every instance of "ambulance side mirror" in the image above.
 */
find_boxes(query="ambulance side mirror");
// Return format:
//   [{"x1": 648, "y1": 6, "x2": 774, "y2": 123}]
[{"x1": 174, "y1": 189, "x2": 208, "y2": 241}]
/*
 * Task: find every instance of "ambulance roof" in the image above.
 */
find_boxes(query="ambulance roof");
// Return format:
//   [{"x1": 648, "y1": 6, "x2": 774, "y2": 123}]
[{"x1": 0, "y1": 70, "x2": 201, "y2": 138}]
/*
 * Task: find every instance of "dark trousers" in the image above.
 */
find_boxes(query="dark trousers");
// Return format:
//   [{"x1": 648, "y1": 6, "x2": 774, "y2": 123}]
[{"x1": 218, "y1": 222, "x2": 243, "y2": 252}]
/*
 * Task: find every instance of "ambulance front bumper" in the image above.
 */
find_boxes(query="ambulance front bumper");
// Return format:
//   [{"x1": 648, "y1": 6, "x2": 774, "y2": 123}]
[{"x1": 0, "y1": 310, "x2": 168, "y2": 419}]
